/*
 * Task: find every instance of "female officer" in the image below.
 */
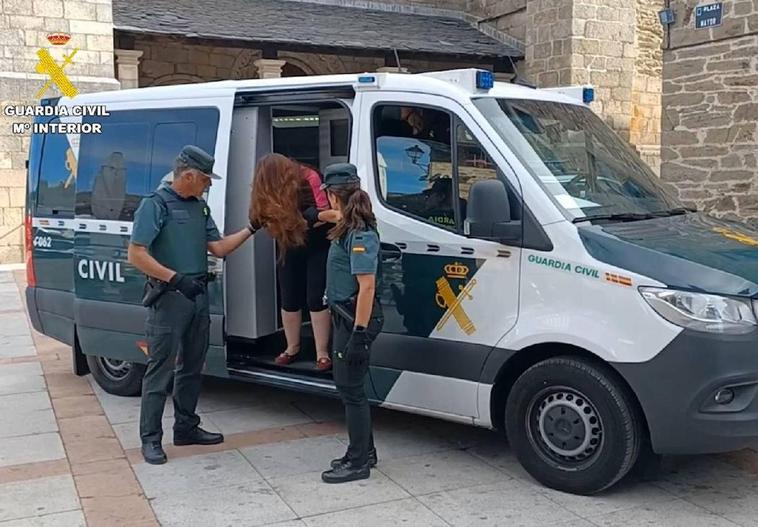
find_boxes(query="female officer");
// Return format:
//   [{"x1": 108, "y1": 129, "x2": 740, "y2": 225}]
[{"x1": 319, "y1": 163, "x2": 384, "y2": 484}]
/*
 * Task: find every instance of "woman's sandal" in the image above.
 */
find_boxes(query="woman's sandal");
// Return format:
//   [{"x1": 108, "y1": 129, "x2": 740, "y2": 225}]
[
  {"x1": 274, "y1": 350, "x2": 300, "y2": 365},
  {"x1": 316, "y1": 357, "x2": 332, "y2": 371}
]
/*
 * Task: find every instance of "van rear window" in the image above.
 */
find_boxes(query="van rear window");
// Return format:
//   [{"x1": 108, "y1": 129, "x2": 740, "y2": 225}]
[
  {"x1": 75, "y1": 108, "x2": 219, "y2": 221},
  {"x1": 34, "y1": 118, "x2": 76, "y2": 218}
]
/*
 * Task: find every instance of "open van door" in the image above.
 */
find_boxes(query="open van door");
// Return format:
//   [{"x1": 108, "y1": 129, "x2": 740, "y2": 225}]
[{"x1": 72, "y1": 91, "x2": 236, "y2": 390}]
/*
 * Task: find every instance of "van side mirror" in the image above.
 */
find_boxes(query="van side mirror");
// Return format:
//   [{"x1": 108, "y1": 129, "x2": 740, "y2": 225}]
[{"x1": 464, "y1": 179, "x2": 522, "y2": 245}]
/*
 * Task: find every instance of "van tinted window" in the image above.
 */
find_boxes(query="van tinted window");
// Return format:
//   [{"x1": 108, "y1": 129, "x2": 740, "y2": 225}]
[
  {"x1": 76, "y1": 108, "x2": 219, "y2": 220},
  {"x1": 35, "y1": 118, "x2": 76, "y2": 218}
]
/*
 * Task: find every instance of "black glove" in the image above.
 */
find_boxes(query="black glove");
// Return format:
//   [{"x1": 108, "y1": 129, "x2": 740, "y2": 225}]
[
  {"x1": 302, "y1": 206, "x2": 319, "y2": 228},
  {"x1": 168, "y1": 273, "x2": 204, "y2": 301},
  {"x1": 344, "y1": 327, "x2": 371, "y2": 366}
]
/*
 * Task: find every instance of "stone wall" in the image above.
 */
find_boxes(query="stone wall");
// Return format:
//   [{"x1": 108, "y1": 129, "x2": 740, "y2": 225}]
[
  {"x1": 133, "y1": 34, "x2": 494, "y2": 86},
  {"x1": 631, "y1": 0, "x2": 664, "y2": 174},
  {"x1": 661, "y1": 0, "x2": 758, "y2": 227},
  {"x1": 0, "y1": 0, "x2": 119, "y2": 263}
]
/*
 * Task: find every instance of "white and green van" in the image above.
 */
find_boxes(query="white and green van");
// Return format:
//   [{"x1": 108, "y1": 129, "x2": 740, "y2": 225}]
[{"x1": 24, "y1": 69, "x2": 758, "y2": 495}]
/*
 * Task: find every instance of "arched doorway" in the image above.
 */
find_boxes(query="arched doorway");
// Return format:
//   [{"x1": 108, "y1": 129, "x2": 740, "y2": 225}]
[{"x1": 281, "y1": 62, "x2": 308, "y2": 78}]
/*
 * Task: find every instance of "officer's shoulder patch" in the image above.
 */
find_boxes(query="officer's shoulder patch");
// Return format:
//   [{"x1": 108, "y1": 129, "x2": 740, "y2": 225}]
[{"x1": 352, "y1": 245, "x2": 366, "y2": 253}]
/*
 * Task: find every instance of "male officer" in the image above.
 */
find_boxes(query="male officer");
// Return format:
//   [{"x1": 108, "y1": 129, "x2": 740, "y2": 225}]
[{"x1": 128, "y1": 145, "x2": 258, "y2": 465}]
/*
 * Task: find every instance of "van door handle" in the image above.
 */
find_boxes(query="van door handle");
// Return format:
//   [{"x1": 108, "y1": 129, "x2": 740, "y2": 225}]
[{"x1": 380, "y1": 242, "x2": 402, "y2": 262}]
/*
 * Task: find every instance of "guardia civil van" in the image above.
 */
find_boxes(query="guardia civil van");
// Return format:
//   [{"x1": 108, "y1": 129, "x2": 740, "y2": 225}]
[{"x1": 24, "y1": 69, "x2": 758, "y2": 495}]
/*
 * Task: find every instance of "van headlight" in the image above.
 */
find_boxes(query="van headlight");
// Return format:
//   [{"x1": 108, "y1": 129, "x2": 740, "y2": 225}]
[{"x1": 640, "y1": 287, "x2": 757, "y2": 334}]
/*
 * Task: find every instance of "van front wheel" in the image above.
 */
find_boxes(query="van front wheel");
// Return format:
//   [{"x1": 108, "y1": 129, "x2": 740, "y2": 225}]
[
  {"x1": 86, "y1": 355, "x2": 145, "y2": 397},
  {"x1": 505, "y1": 357, "x2": 642, "y2": 495}
]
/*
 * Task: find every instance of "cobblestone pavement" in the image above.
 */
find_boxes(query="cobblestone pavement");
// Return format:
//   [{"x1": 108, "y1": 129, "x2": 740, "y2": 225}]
[{"x1": 3, "y1": 269, "x2": 758, "y2": 526}]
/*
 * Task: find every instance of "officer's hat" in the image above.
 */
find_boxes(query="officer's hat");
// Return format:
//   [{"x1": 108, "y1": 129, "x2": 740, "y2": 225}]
[
  {"x1": 177, "y1": 145, "x2": 222, "y2": 180},
  {"x1": 321, "y1": 163, "x2": 360, "y2": 190}
]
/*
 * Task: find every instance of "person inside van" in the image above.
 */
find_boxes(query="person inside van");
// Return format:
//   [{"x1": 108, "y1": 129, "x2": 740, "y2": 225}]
[
  {"x1": 249, "y1": 154, "x2": 335, "y2": 371},
  {"x1": 319, "y1": 163, "x2": 384, "y2": 484}
]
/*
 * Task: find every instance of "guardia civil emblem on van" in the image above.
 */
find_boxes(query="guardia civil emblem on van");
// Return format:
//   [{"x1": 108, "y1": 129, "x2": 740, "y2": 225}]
[{"x1": 435, "y1": 261, "x2": 477, "y2": 335}]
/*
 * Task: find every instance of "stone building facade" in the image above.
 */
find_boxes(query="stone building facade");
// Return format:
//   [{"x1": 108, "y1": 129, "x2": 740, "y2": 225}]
[
  {"x1": 660, "y1": 0, "x2": 758, "y2": 227},
  {"x1": 0, "y1": 0, "x2": 119, "y2": 263},
  {"x1": 2, "y1": 0, "x2": 670, "y2": 263}
]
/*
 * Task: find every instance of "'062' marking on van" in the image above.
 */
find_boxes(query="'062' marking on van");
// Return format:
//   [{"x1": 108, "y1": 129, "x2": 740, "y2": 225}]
[
  {"x1": 77, "y1": 259, "x2": 125, "y2": 283},
  {"x1": 32, "y1": 235, "x2": 52, "y2": 248}
]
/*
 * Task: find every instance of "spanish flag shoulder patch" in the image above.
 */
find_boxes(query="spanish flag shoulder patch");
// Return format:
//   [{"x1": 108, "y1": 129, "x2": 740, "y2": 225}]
[{"x1": 352, "y1": 245, "x2": 366, "y2": 253}]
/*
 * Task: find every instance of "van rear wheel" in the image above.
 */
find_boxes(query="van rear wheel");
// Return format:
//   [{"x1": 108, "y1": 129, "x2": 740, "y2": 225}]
[
  {"x1": 86, "y1": 355, "x2": 145, "y2": 396},
  {"x1": 505, "y1": 357, "x2": 642, "y2": 495}
]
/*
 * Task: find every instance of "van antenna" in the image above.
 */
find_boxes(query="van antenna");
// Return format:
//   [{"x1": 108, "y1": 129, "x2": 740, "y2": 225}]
[
  {"x1": 505, "y1": 55, "x2": 536, "y2": 88},
  {"x1": 393, "y1": 48, "x2": 403, "y2": 71}
]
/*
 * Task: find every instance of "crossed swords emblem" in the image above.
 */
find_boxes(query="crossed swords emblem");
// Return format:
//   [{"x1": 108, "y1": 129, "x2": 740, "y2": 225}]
[
  {"x1": 435, "y1": 274, "x2": 477, "y2": 336},
  {"x1": 35, "y1": 47, "x2": 79, "y2": 99}
]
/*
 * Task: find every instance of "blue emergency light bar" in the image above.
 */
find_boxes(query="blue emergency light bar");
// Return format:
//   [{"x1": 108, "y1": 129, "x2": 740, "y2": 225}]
[
  {"x1": 358, "y1": 75, "x2": 376, "y2": 83},
  {"x1": 583, "y1": 87, "x2": 594, "y2": 104}
]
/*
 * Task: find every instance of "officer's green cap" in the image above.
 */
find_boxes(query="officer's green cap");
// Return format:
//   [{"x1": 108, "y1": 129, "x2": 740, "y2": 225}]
[
  {"x1": 177, "y1": 145, "x2": 221, "y2": 180},
  {"x1": 321, "y1": 163, "x2": 360, "y2": 190}
]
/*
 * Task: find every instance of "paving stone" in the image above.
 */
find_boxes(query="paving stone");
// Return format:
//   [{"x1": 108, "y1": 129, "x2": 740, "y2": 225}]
[
  {"x1": 51, "y1": 395, "x2": 104, "y2": 419},
  {"x1": 0, "y1": 475, "x2": 79, "y2": 522},
  {"x1": 270, "y1": 469, "x2": 409, "y2": 517},
  {"x1": 91, "y1": 381, "x2": 173, "y2": 424},
  {"x1": 0, "y1": 363, "x2": 46, "y2": 396},
  {"x1": 0, "y1": 510, "x2": 86, "y2": 527},
  {"x1": 651, "y1": 456, "x2": 758, "y2": 525},
  {"x1": 258, "y1": 522, "x2": 307, "y2": 527},
  {"x1": 0, "y1": 406, "x2": 57, "y2": 438},
  {"x1": 134, "y1": 450, "x2": 263, "y2": 499},
  {"x1": 204, "y1": 402, "x2": 313, "y2": 435},
  {"x1": 0, "y1": 312, "x2": 33, "y2": 338},
  {"x1": 0, "y1": 459, "x2": 69, "y2": 485},
  {"x1": 63, "y1": 437, "x2": 125, "y2": 466},
  {"x1": 74, "y1": 463, "x2": 143, "y2": 499},
  {"x1": 302, "y1": 497, "x2": 448, "y2": 526},
  {"x1": 240, "y1": 435, "x2": 346, "y2": 479},
  {"x1": 0, "y1": 361, "x2": 42, "y2": 377},
  {"x1": 291, "y1": 396, "x2": 346, "y2": 423},
  {"x1": 378, "y1": 450, "x2": 511, "y2": 496},
  {"x1": 80, "y1": 494, "x2": 158, "y2": 526},
  {"x1": 589, "y1": 498, "x2": 740, "y2": 527},
  {"x1": 150, "y1": 481, "x2": 297, "y2": 527},
  {"x1": 539, "y1": 476, "x2": 678, "y2": 518},
  {"x1": 0, "y1": 433, "x2": 65, "y2": 467},
  {"x1": 58, "y1": 415, "x2": 116, "y2": 443},
  {"x1": 418, "y1": 480, "x2": 586, "y2": 527},
  {"x1": 0, "y1": 334, "x2": 36, "y2": 358}
]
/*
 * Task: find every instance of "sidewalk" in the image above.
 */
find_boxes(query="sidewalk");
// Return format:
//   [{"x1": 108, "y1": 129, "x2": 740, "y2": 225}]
[{"x1": 3, "y1": 269, "x2": 758, "y2": 526}]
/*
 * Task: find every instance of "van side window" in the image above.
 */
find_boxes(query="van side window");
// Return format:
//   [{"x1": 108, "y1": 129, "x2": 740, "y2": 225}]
[
  {"x1": 373, "y1": 104, "x2": 456, "y2": 231},
  {"x1": 35, "y1": 118, "x2": 76, "y2": 218},
  {"x1": 456, "y1": 122, "x2": 500, "y2": 223},
  {"x1": 76, "y1": 108, "x2": 219, "y2": 220}
]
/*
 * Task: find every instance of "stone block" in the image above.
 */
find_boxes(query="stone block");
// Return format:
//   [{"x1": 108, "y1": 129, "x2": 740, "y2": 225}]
[
  {"x1": 678, "y1": 145, "x2": 730, "y2": 159},
  {"x1": 140, "y1": 60, "x2": 174, "y2": 78},
  {"x1": 4, "y1": 0, "x2": 32, "y2": 15},
  {"x1": 727, "y1": 123, "x2": 756, "y2": 143},
  {"x1": 69, "y1": 19, "x2": 113, "y2": 35},
  {"x1": 707, "y1": 58, "x2": 752, "y2": 72},
  {"x1": 734, "y1": 103, "x2": 758, "y2": 123},
  {"x1": 155, "y1": 46, "x2": 189, "y2": 64},
  {"x1": 8, "y1": 188, "x2": 25, "y2": 207},
  {"x1": 666, "y1": 92, "x2": 705, "y2": 107},
  {"x1": 188, "y1": 48, "x2": 210, "y2": 65},
  {"x1": 8, "y1": 16, "x2": 45, "y2": 30},
  {"x1": 0, "y1": 29, "x2": 25, "y2": 47},
  {"x1": 664, "y1": 130, "x2": 699, "y2": 145},
  {"x1": 32, "y1": 0, "x2": 64, "y2": 18},
  {"x1": 661, "y1": 161, "x2": 708, "y2": 182},
  {"x1": 176, "y1": 63, "x2": 197, "y2": 75},
  {"x1": 723, "y1": 73, "x2": 758, "y2": 87},
  {"x1": 210, "y1": 53, "x2": 235, "y2": 69},
  {"x1": 41, "y1": 17, "x2": 71, "y2": 33},
  {"x1": 196, "y1": 64, "x2": 216, "y2": 78},
  {"x1": 711, "y1": 170, "x2": 754, "y2": 183},
  {"x1": 64, "y1": 1, "x2": 98, "y2": 20},
  {"x1": 97, "y1": 4, "x2": 113, "y2": 23},
  {"x1": 86, "y1": 34, "x2": 114, "y2": 53}
]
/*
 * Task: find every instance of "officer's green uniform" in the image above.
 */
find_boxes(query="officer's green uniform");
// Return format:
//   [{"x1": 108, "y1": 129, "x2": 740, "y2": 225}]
[
  {"x1": 323, "y1": 165, "x2": 384, "y2": 470},
  {"x1": 130, "y1": 149, "x2": 221, "y2": 445}
]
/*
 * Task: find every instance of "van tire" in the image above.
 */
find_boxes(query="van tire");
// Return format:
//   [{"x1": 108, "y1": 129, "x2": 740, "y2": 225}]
[
  {"x1": 86, "y1": 355, "x2": 145, "y2": 397},
  {"x1": 505, "y1": 356, "x2": 641, "y2": 495}
]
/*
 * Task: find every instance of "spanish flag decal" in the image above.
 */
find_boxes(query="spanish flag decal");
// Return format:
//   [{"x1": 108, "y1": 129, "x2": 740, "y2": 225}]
[
  {"x1": 352, "y1": 246, "x2": 366, "y2": 253},
  {"x1": 605, "y1": 272, "x2": 633, "y2": 287}
]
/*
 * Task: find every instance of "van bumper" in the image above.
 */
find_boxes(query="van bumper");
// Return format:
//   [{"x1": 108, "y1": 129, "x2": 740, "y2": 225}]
[
  {"x1": 614, "y1": 328, "x2": 758, "y2": 455},
  {"x1": 25, "y1": 286, "x2": 44, "y2": 334}
]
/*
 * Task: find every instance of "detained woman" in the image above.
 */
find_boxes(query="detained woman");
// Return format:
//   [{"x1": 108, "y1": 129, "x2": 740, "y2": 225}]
[
  {"x1": 319, "y1": 163, "x2": 384, "y2": 484},
  {"x1": 249, "y1": 153, "x2": 335, "y2": 371}
]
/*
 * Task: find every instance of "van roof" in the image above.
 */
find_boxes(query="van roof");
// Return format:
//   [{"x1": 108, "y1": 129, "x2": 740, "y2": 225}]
[{"x1": 51, "y1": 69, "x2": 585, "y2": 107}]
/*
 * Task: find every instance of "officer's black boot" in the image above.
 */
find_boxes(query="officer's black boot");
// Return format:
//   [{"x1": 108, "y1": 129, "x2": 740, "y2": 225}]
[
  {"x1": 142, "y1": 442, "x2": 167, "y2": 465},
  {"x1": 330, "y1": 447, "x2": 377, "y2": 469},
  {"x1": 321, "y1": 462, "x2": 370, "y2": 484},
  {"x1": 173, "y1": 426, "x2": 224, "y2": 446}
]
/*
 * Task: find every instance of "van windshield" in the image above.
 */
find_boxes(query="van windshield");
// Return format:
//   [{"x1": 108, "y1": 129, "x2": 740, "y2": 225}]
[{"x1": 473, "y1": 98, "x2": 684, "y2": 222}]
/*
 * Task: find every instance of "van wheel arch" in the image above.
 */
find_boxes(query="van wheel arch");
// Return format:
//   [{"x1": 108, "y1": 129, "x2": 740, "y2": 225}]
[{"x1": 490, "y1": 343, "x2": 650, "y2": 443}]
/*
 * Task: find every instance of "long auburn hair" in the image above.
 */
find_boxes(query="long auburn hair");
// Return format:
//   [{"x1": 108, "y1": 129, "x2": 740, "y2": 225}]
[
  {"x1": 249, "y1": 153, "x2": 308, "y2": 253},
  {"x1": 327, "y1": 183, "x2": 377, "y2": 241}
]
